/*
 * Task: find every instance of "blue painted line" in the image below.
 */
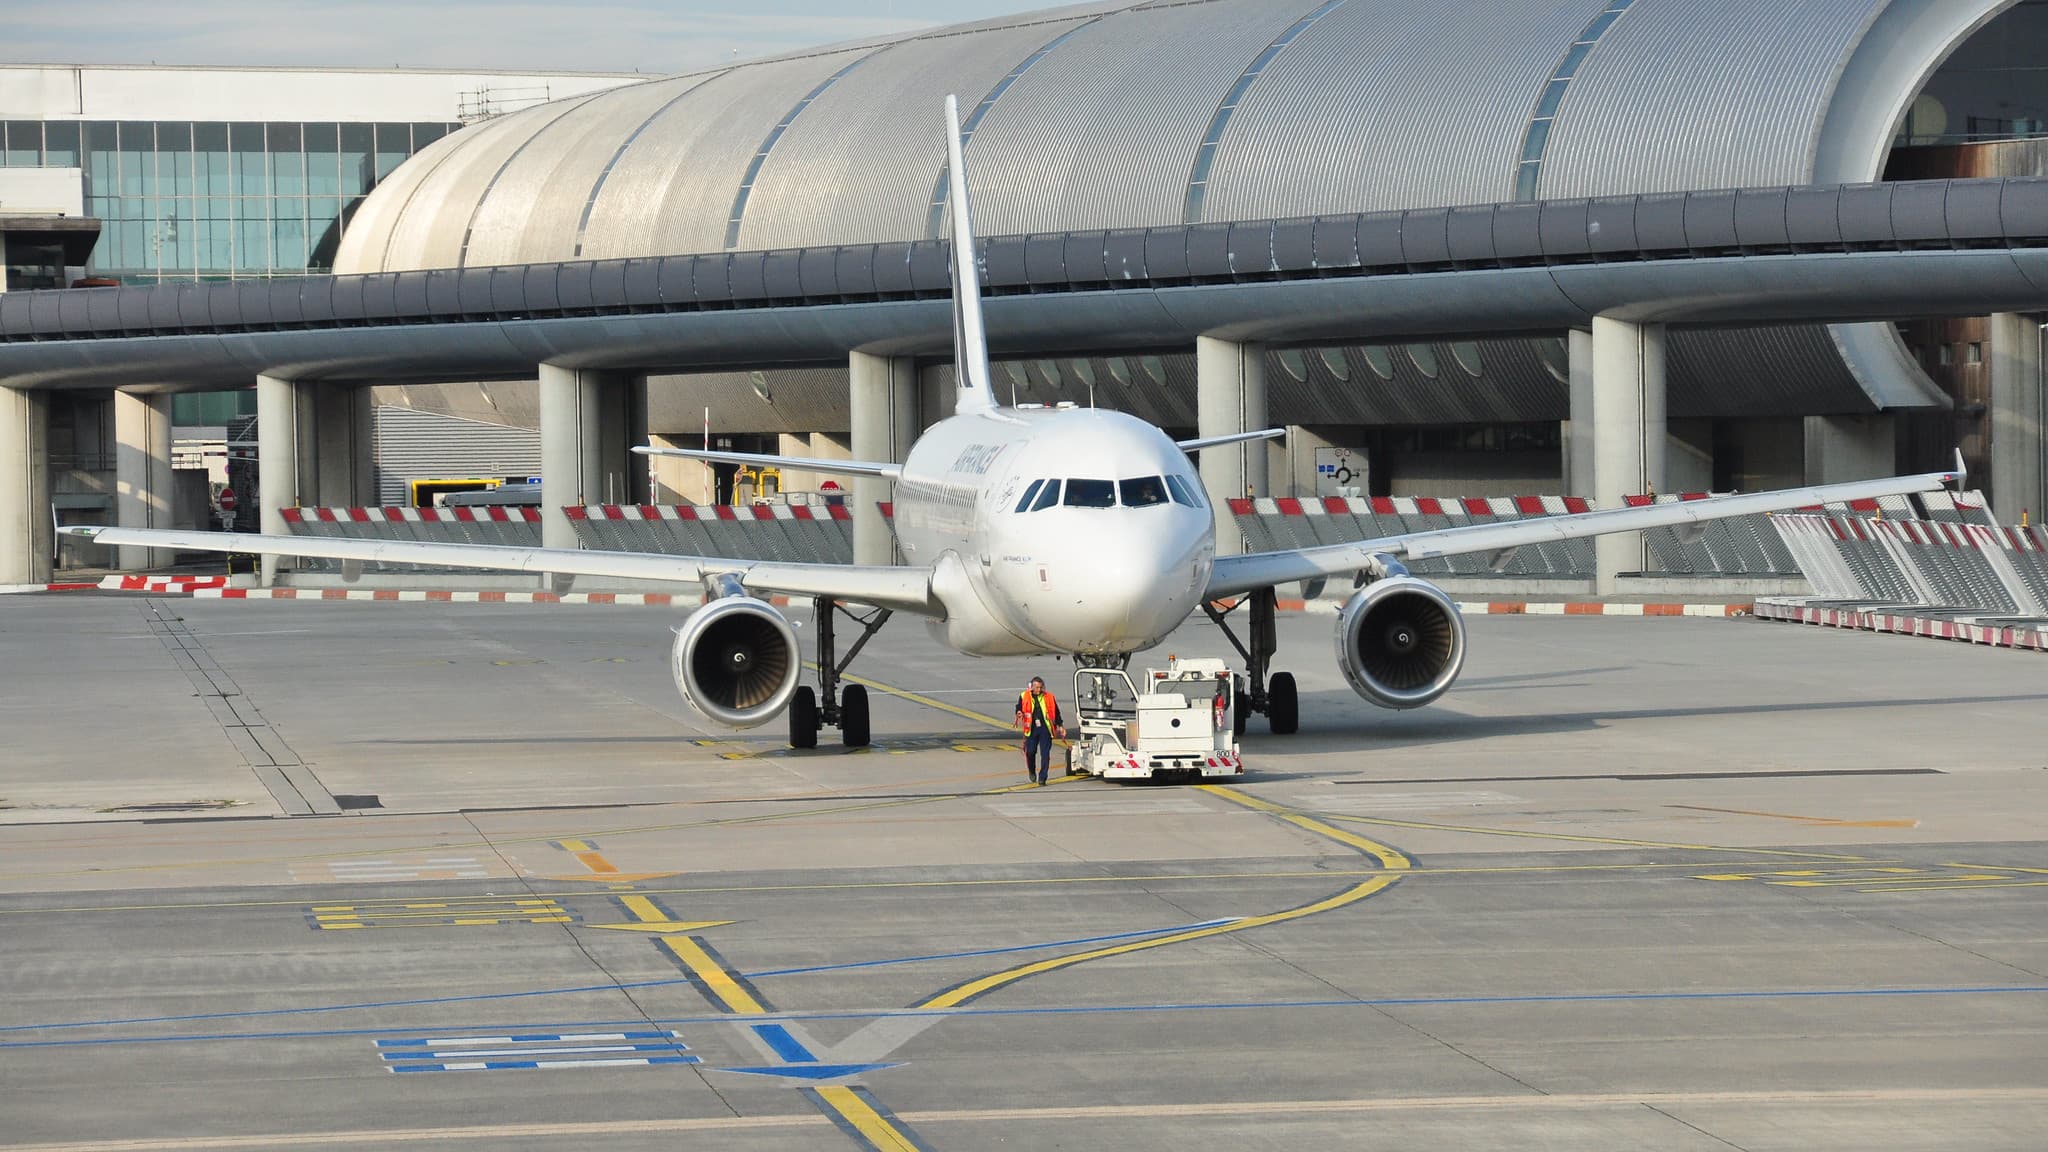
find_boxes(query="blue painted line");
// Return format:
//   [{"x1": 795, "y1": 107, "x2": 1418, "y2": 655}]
[
  {"x1": 6, "y1": 985, "x2": 2045, "y2": 1051},
  {"x1": 0, "y1": 922, "x2": 1239, "y2": 1036},
  {"x1": 721, "y1": 1061, "x2": 901, "y2": 1081},
  {"x1": 0, "y1": 977, "x2": 706, "y2": 1034},
  {"x1": 751, "y1": 1022, "x2": 817, "y2": 1062},
  {"x1": 744, "y1": 919, "x2": 1240, "y2": 978}
]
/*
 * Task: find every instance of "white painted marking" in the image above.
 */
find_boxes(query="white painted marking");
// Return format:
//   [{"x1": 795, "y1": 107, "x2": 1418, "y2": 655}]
[
  {"x1": 993, "y1": 797, "x2": 1210, "y2": 817},
  {"x1": 1300, "y1": 790, "x2": 1524, "y2": 812}
]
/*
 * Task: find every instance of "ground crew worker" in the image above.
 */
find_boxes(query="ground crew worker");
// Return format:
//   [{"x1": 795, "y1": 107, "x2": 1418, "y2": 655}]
[{"x1": 1015, "y1": 675, "x2": 1064, "y2": 785}]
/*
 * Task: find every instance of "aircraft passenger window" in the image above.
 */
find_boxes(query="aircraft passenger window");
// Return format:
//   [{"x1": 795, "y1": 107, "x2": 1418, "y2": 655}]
[
  {"x1": 1120, "y1": 476, "x2": 1169, "y2": 507},
  {"x1": 1029, "y1": 480, "x2": 1062, "y2": 511},
  {"x1": 1063, "y1": 479, "x2": 1116, "y2": 508},
  {"x1": 1014, "y1": 479, "x2": 1044, "y2": 512},
  {"x1": 1164, "y1": 475, "x2": 1205, "y2": 508}
]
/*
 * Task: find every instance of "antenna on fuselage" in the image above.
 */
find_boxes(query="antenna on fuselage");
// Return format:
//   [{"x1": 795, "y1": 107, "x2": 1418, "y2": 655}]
[{"x1": 943, "y1": 94, "x2": 998, "y2": 416}]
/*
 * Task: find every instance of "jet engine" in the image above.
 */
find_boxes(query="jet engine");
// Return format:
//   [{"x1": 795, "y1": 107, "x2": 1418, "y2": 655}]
[
  {"x1": 670, "y1": 594, "x2": 801, "y2": 728},
  {"x1": 1335, "y1": 577, "x2": 1466, "y2": 709}
]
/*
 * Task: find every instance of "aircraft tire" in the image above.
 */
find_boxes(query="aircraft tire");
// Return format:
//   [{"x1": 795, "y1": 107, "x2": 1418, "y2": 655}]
[
  {"x1": 1268, "y1": 672, "x2": 1299, "y2": 735},
  {"x1": 840, "y1": 684, "x2": 871, "y2": 747},
  {"x1": 790, "y1": 686, "x2": 819, "y2": 749}
]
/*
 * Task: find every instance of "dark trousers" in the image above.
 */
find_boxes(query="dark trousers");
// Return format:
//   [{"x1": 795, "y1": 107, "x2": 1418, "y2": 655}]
[{"x1": 1023, "y1": 730, "x2": 1052, "y2": 782}]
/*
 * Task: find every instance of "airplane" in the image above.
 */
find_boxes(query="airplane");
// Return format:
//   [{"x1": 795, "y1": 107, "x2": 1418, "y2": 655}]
[{"x1": 65, "y1": 95, "x2": 1965, "y2": 750}]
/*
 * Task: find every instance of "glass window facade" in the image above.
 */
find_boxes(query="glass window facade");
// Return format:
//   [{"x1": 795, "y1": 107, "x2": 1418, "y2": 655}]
[{"x1": 0, "y1": 118, "x2": 463, "y2": 283}]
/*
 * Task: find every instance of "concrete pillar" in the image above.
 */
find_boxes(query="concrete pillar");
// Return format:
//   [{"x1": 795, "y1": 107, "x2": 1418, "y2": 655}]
[
  {"x1": 0, "y1": 384, "x2": 51, "y2": 585},
  {"x1": 1802, "y1": 414, "x2": 1895, "y2": 487},
  {"x1": 1988, "y1": 312, "x2": 2045, "y2": 524},
  {"x1": 849, "y1": 351, "x2": 917, "y2": 566},
  {"x1": 113, "y1": 390, "x2": 175, "y2": 570},
  {"x1": 1196, "y1": 336, "x2": 1268, "y2": 554},
  {"x1": 307, "y1": 383, "x2": 375, "y2": 507},
  {"x1": 540, "y1": 364, "x2": 602, "y2": 551},
  {"x1": 255, "y1": 373, "x2": 298, "y2": 585},
  {"x1": 1564, "y1": 328, "x2": 1595, "y2": 497},
  {"x1": 1589, "y1": 317, "x2": 1666, "y2": 593}
]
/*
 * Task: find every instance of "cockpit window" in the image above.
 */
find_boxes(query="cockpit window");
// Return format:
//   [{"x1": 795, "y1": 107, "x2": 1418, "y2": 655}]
[
  {"x1": 1163, "y1": 474, "x2": 1205, "y2": 508},
  {"x1": 1120, "y1": 476, "x2": 1169, "y2": 507},
  {"x1": 1063, "y1": 479, "x2": 1116, "y2": 508},
  {"x1": 1013, "y1": 479, "x2": 1044, "y2": 512},
  {"x1": 1029, "y1": 480, "x2": 1062, "y2": 511}
]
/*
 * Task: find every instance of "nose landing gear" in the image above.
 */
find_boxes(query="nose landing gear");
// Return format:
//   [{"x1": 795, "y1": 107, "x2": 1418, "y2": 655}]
[{"x1": 789, "y1": 597, "x2": 890, "y2": 749}]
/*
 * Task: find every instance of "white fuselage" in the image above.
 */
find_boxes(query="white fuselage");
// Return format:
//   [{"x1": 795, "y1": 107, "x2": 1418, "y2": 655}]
[{"x1": 889, "y1": 406, "x2": 1215, "y2": 657}]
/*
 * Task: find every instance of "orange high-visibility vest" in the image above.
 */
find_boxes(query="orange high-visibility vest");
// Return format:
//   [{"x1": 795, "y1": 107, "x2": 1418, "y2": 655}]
[{"x1": 1017, "y1": 689, "x2": 1059, "y2": 734}]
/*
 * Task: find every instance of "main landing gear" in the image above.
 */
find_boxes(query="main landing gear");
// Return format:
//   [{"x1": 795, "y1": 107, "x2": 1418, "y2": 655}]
[
  {"x1": 1202, "y1": 586, "x2": 1298, "y2": 736},
  {"x1": 789, "y1": 597, "x2": 893, "y2": 750}
]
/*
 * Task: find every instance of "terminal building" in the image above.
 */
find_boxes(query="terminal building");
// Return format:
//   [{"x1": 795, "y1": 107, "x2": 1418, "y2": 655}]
[
  {"x1": 0, "y1": 63, "x2": 638, "y2": 561},
  {"x1": 331, "y1": 0, "x2": 2048, "y2": 513},
  {"x1": 3, "y1": 0, "x2": 2048, "y2": 585}
]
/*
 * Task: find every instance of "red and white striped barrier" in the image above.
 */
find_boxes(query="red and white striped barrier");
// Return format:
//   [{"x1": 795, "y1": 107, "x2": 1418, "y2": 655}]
[
  {"x1": 283, "y1": 506, "x2": 541, "y2": 524},
  {"x1": 1227, "y1": 495, "x2": 1595, "y2": 516},
  {"x1": 568, "y1": 503, "x2": 851, "y2": 522},
  {"x1": 1756, "y1": 599, "x2": 2048, "y2": 652},
  {"x1": 97, "y1": 574, "x2": 230, "y2": 593},
  {"x1": 189, "y1": 588, "x2": 792, "y2": 607},
  {"x1": 0, "y1": 582, "x2": 96, "y2": 595}
]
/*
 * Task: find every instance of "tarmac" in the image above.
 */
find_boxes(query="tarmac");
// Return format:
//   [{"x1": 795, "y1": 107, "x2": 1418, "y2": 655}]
[{"x1": 2, "y1": 592, "x2": 2045, "y2": 1150}]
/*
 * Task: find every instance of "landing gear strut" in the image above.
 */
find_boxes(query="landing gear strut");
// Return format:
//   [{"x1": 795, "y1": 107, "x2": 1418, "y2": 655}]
[
  {"x1": 789, "y1": 597, "x2": 892, "y2": 749},
  {"x1": 1202, "y1": 586, "x2": 1298, "y2": 735}
]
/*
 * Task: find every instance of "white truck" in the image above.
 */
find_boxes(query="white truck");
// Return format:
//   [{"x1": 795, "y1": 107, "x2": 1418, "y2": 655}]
[{"x1": 1067, "y1": 656, "x2": 1244, "y2": 781}]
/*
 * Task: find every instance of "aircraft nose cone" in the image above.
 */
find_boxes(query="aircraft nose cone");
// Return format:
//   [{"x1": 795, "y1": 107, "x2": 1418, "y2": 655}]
[{"x1": 1052, "y1": 524, "x2": 1203, "y2": 649}]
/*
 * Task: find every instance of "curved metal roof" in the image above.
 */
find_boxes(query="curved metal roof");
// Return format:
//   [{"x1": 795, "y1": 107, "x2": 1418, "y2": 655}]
[
  {"x1": 327, "y1": 0, "x2": 2020, "y2": 422},
  {"x1": 338, "y1": 0, "x2": 2015, "y2": 269}
]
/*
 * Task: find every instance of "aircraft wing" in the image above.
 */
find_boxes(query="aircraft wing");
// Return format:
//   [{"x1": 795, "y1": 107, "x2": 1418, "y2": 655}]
[
  {"x1": 1177, "y1": 428, "x2": 1287, "y2": 453},
  {"x1": 1204, "y1": 465, "x2": 1964, "y2": 600},
  {"x1": 631, "y1": 444, "x2": 901, "y2": 480},
  {"x1": 59, "y1": 526, "x2": 939, "y2": 615}
]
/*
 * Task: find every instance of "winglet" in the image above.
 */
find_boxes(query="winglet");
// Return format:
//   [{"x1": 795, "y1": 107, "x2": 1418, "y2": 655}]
[
  {"x1": 1951, "y1": 448, "x2": 1967, "y2": 489},
  {"x1": 943, "y1": 94, "x2": 997, "y2": 416}
]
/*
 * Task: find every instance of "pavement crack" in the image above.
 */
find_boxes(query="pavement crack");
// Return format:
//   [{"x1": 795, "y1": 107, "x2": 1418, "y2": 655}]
[{"x1": 1641, "y1": 1102, "x2": 1750, "y2": 1150}]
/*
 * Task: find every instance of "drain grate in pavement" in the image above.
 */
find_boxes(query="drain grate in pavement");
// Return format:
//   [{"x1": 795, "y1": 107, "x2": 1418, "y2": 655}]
[{"x1": 335, "y1": 794, "x2": 383, "y2": 810}]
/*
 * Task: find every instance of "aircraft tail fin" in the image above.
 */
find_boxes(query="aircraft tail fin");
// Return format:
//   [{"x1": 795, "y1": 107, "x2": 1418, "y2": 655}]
[{"x1": 943, "y1": 94, "x2": 998, "y2": 416}]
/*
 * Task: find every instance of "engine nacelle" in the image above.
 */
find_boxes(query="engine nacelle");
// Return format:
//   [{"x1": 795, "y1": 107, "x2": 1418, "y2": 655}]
[
  {"x1": 670, "y1": 596, "x2": 801, "y2": 728},
  {"x1": 1335, "y1": 577, "x2": 1466, "y2": 710}
]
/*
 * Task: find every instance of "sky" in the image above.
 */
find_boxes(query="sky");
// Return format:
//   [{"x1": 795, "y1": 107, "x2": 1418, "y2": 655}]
[{"x1": 0, "y1": 0, "x2": 1062, "y2": 74}]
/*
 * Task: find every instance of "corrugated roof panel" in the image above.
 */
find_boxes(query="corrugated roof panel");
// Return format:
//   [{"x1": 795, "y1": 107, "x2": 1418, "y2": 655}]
[
  {"x1": 584, "y1": 52, "x2": 866, "y2": 259},
  {"x1": 1201, "y1": 0, "x2": 1593, "y2": 221},
  {"x1": 1540, "y1": 0, "x2": 1883, "y2": 196},
  {"x1": 740, "y1": 15, "x2": 1101, "y2": 249},
  {"x1": 963, "y1": 0, "x2": 1311, "y2": 235},
  {"x1": 332, "y1": 123, "x2": 474, "y2": 274},
  {"x1": 376, "y1": 99, "x2": 589, "y2": 272},
  {"x1": 461, "y1": 75, "x2": 706, "y2": 268}
]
